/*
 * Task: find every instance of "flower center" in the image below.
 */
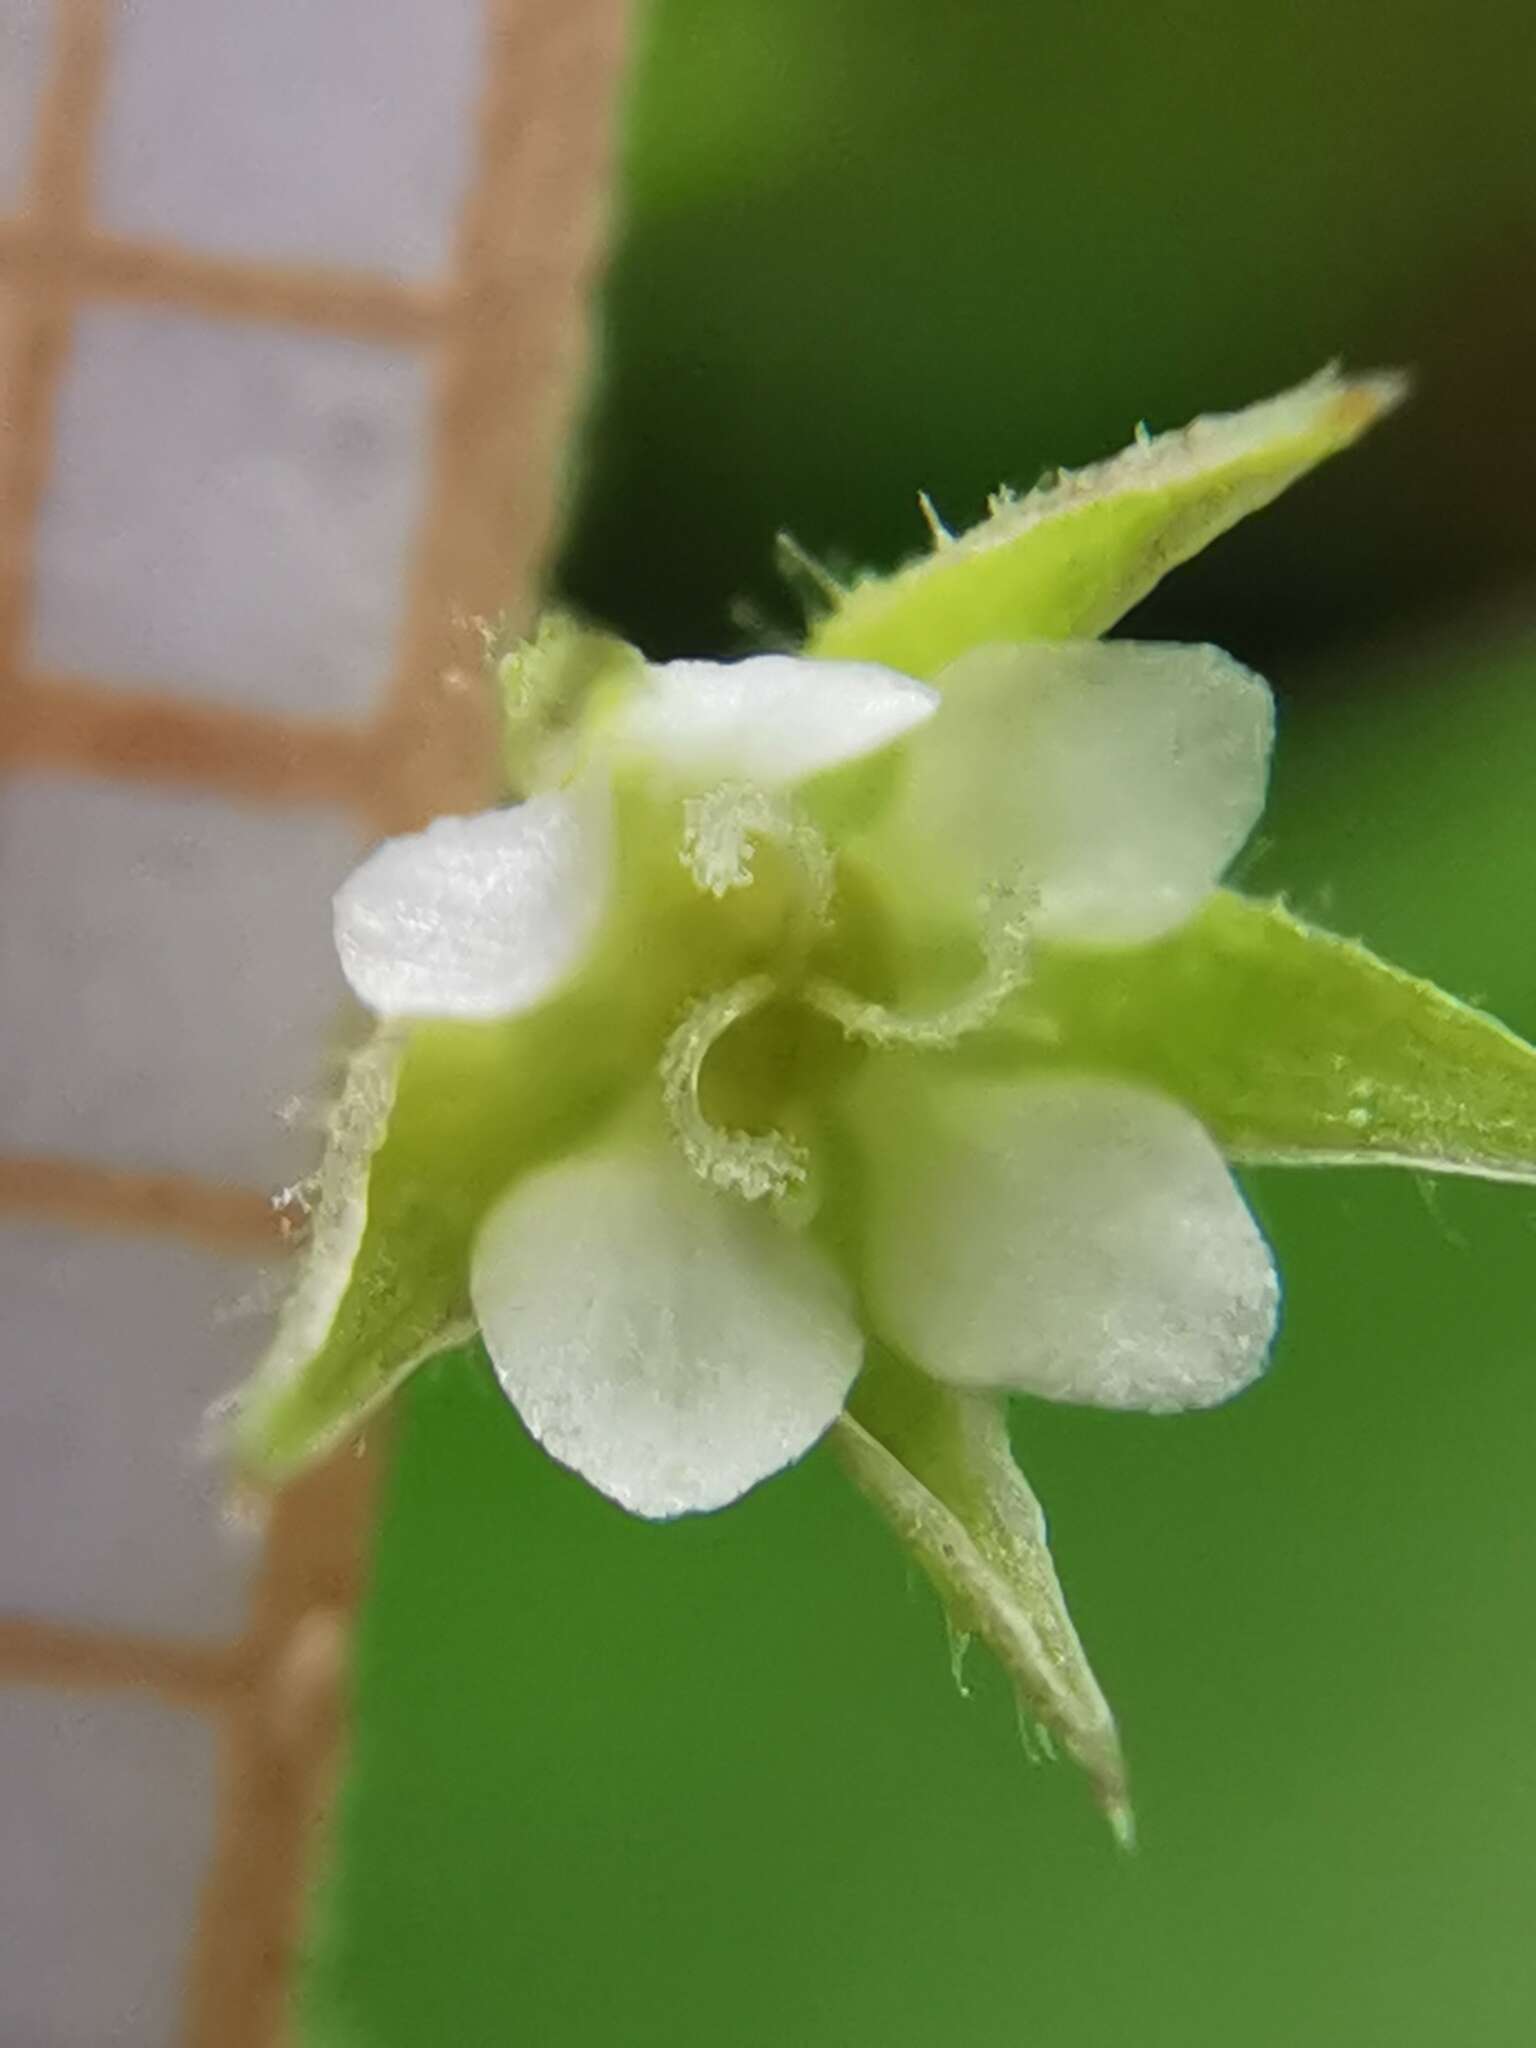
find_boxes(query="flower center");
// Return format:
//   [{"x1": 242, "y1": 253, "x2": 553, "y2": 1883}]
[
  {"x1": 657, "y1": 781, "x2": 1039, "y2": 1203},
  {"x1": 660, "y1": 975, "x2": 809, "y2": 1201},
  {"x1": 803, "y1": 879, "x2": 1037, "y2": 1049},
  {"x1": 680, "y1": 782, "x2": 834, "y2": 922}
]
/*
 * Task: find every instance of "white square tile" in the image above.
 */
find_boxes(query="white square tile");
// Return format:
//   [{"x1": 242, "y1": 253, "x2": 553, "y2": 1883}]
[
  {"x1": 0, "y1": 1688, "x2": 218, "y2": 2046},
  {"x1": 30, "y1": 307, "x2": 434, "y2": 720},
  {"x1": 95, "y1": 0, "x2": 484, "y2": 278},
  {"x1": 0, "y1": 772, "x2": 362, "y2": 1188},
  {"x1": 0, "y1": 1220, "x2": 272, "y2": 1640},
  {"x1": 0, "y1": 0, "x2": 51, "y2": 212}
]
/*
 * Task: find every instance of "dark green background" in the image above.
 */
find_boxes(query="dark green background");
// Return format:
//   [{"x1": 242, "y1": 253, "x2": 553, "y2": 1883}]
[
  {"x1": 301, "y1": 4, "x2": 1536, "y2": 2042},
  {"x1": 558, "y1": 0, "x2": 1536, "y2": 669}
]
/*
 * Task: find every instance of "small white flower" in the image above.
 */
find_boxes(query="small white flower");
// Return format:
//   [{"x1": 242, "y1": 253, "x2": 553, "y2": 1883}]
[
  {"x1": 235, "y1": 373, "x2": 1536, "y2": 1831},
  {"x1": 330, "y1": 641, "x2": 1279, "y2": 1518}
]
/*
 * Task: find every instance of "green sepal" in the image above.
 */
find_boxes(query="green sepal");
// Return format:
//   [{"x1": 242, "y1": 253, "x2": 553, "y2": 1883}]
[
  {"x1": 489, "y1": 610, "x2": 645, "y2": 797},
  {"x1": 987, "y1": 890, "x2": 1536, "y2": 1179},
  {"x1": 836, "y1": 1352, "x2": 1132, "y2": 1843},
  {"x1": 802, "y1": 369, "x2": 1404, "y2": 678},
  {"x1": 229, "y1": 1002, "x2": 633, "y2": 1481}
]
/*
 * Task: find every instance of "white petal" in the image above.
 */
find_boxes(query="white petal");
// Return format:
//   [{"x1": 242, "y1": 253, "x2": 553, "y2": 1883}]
[
  {"x1": 615, "y1": 654, "x2": 938, "y2": 789},
  {"x1": 858, "y1": 1071, "x2": 1279, "y2": 1410},
  {"x1": 470, "y1": 1138, "x2": 864, "y2": 1517},
  {"x1": 333, "y1": 787, "x2": 609, "y2": 1020},
  {"x1": 871, "y1": 640, "x2": 1272, "y2": 945}
]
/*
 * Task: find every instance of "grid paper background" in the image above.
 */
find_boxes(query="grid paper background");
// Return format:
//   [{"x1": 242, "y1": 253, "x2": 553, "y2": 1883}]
[{"x1": 0, "y1": 2, "x2": 629, "y2": 2040}]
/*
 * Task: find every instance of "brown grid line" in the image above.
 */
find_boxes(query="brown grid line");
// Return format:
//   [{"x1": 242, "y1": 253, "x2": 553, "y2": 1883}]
[
  {"x1": 186, "y1": 1451, "x2": 381, "y2": 2048},
  {"x1": 0, "y1": 0, "x2": 633, "y2": 2039},
  {"x1": 370, "y1": 0, "x2": 633, "y2": 830},
  {"x1": 0, "y1": 1616, "x2": 243, "y2": 1711},
  {"x1": 3, "y1": 672, "x2": 378, "y2": 813},
  {"x1": 0, "y1": 219, "x2": 449, "y2": 343},
  {"x1": 0, "y1": 1154, "x2": 278, "y2": 1250},
  {"x1": 0, "y1": 0, "x2": 110, "y2": 691}
]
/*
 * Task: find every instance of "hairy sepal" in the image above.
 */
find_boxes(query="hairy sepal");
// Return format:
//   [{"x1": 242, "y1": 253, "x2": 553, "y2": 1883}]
[
  {"x1": 803, "y1": 370, "x2": 1404, "y2": 679},
  {"x1": 995, "y1": 891, "x2": 1536, "y2": 1179},
  {"x1": 228, "y1": 1005, "x2": 630, "y2": 1480},
  {"x1": 836, "y1": 1354, "x2": 1132, "y2": 1843}
]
